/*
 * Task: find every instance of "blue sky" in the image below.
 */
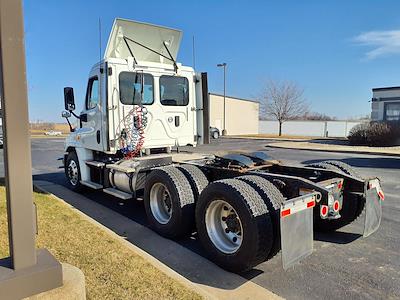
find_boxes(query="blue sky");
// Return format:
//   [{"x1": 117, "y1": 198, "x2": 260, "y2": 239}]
[{"x1": 24, "y1": 0, "x2": 400, "y2": 122}]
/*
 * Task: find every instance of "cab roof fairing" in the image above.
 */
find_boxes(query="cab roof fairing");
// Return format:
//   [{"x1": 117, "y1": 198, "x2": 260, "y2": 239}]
[{"x1": 104, "y1": 18, "x2": 182, "y2": 66}]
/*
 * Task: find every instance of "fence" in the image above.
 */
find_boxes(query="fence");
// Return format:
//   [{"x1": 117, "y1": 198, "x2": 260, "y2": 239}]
[{"x1": 259, "y1": 120, "x2": 364, "y2": 137}]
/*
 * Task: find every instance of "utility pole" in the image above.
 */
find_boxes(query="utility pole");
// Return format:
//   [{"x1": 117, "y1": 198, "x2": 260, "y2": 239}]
[
  {"x1": 0, "y1": 0, "x2": 62, "y2": 298},
  {"x1": 217, "y1": 63, "x2": 227, "y2": 135}
]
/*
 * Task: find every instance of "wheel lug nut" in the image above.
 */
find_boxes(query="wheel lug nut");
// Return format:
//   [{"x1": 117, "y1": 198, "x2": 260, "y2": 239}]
[
  {"x1": 223, "y1": 206, "x2": 228, "y2": 211},
  {"x1": 232, "y1": 237, "x2": 237, "y2": 243},
  {"x1": 222, "y1": 217, "x2": 227, "y2": 221},
  {"x1": 225, "y1": 228, "x2": 230, "y2": 233}
]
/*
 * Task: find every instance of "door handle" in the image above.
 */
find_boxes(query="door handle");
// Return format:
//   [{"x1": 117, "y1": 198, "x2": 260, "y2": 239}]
[{"x1": 175, "y1": 116, "x2": 180, "y2": 127}]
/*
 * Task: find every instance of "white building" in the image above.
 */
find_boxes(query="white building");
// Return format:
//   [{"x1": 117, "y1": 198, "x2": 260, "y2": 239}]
[
  {"x1": 371, "y1": 86, "x2": 400, "y2": 121},
  {"x1": 209, "y1": 93, "x2": 259, "y2": 135}
]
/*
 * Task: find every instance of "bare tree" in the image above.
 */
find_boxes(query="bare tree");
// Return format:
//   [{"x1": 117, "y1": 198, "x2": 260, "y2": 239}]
[
  {"x1": 260, "y1": 80, "x2": 309, "y2": 136},
  {"x1": 302, "y1": 112, "x2": 337, "y2": 121}
]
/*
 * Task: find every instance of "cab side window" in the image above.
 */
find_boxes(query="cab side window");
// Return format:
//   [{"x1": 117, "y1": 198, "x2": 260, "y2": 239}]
[{"x1": 86, "y1": 76, "x2": 99, "y2": 110}]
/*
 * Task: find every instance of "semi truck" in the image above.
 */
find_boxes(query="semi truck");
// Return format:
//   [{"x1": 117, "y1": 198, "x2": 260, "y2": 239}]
[{"x1": 61, "y1": 18, "x2": 383, "y2": 272}]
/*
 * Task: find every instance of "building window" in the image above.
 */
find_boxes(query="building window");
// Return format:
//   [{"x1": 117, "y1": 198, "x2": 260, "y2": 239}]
[
  {"x1": 385, "y1": 102, "x2": 400, "y2": 121},
  {"x1": 159, "y1": 75, "x2": 189, "y2": 106}
]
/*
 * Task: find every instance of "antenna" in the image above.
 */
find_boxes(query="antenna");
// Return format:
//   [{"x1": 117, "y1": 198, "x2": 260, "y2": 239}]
[
  {"x1": 192, "y1": 35, "x2": 196, "y2": 69},
  {"x1": 98, "y1": 18, "x2": 102, "y2": 62}
]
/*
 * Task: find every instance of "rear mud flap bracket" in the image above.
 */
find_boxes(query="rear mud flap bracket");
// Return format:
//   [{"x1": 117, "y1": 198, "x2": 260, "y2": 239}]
[{"x1": 280, "y1": 192, "x2": 320, "y2": 270}]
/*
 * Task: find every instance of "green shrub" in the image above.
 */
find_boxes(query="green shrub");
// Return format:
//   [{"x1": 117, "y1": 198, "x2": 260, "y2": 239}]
[{"x1": 348, "y1": 121, "x2": 400, "y2": 146}]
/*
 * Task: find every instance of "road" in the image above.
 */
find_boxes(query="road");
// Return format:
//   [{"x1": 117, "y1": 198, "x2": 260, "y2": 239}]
[{"x1": 30, "y1": 137, "x2": 400, "y2": 299}]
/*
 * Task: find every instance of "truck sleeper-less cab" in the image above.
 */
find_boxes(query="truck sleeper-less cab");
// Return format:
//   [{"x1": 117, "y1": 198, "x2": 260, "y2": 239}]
[{"x1": 62, "y1": 19, "x2": 384, "y2": 272}]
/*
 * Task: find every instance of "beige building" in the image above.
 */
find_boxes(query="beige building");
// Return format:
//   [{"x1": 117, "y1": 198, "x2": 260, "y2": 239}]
[{"x1": 209, "y1": 93, "x2": 259, "y2": 135}]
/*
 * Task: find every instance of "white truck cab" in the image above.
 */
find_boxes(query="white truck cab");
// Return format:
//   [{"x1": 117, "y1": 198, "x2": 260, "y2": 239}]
[{"x1": 65, "y1": 18, "x2": 206, "y2": 156}]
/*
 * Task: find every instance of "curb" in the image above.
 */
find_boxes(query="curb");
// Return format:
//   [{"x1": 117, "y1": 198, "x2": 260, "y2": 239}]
[
  {"x1": 225, "y1": 136, "x2": 310, "y2": 142},
  {"x1": 265, "y1": 144, "x2": 400, "y2": 157},
  {"x1": 33, "y1": 181, "x2": 282, "y2": 300}
]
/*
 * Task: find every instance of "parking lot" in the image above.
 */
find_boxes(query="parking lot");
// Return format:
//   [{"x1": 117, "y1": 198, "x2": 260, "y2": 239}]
[{"x1": 30, "y1": 137, "x2": 400, "y2": 299}]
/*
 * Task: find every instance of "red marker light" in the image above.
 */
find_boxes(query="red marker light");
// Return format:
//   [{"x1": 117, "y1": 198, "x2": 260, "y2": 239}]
[
  {"x1": 307, "y1": 200, "x2": 315, "y2": 208},
  {"x1": 378, "y1": 191, "x2": 385, "y2": 201},
  {"x1": 320, "y1": 205, "x2": 328, "y2": 217},
  {"x1": 281, "y1": 208, "x2": 291, "y2": 218},
  {"x1": 333, "y1": 200, "x2": 340, "y2": 212},
  {"x1": 337, "y1": 181, "x2": 343, "y2": 190}
]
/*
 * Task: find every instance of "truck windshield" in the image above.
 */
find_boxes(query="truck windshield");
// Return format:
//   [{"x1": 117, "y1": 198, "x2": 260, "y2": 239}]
[
  {"x1": 119, "y1": 72, "x2": 154, "y2": 105},
  {"x1": 159, "y1": 75, "x2": 189, "y2": 106}
]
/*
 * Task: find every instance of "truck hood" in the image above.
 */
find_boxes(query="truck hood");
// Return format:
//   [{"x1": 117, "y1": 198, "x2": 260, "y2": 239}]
[{"x1": 105, "y1": 18, "x2": 182, "y2": 65}]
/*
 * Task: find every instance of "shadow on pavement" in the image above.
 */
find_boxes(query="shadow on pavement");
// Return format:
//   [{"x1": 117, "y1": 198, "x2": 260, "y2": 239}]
[
  {"x1": 308, "y1": 139, "x2": 349, "y2": 145},
  {"x1": 314, "y1": 231, "x2": 362, "y2": 244},
  {"x1": 302, "y1": 157, "x2": 400, "y2": 169}
]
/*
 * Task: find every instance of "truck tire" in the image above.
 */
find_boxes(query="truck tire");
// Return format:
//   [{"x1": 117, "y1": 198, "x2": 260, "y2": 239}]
[
  {"x1": 237, "y1": 175, "x2": 284, "y2": 258},
  {"x1": 307, "y1": 161, "x2": 363, "y2": 232},
  {"x1": 195, "y1": 178, "x2": 273, "y2": 272},
  {"x1": 144, "y1": 166, "x2": 195, "y2": 239},
  {"x1": 65, "y1": 151, "x2": 84, "y2": 192},
  {"x1": 177, "y1": 164, "x2": 208, "y2": 202},
  {"x1": 323, "y1": 160, "x2": 363, "y2": 179}
]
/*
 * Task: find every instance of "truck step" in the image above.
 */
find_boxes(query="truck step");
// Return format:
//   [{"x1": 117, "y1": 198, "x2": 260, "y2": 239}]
[
  {"x1": 80, "y1": 180, "x2": 103, "y2": 190},
  {"x1": 103, "y1": 188, "x2": 133, "y2": 200},
  {"x1": 85, "y1": 160, "x2": 106, "y2": 168}
]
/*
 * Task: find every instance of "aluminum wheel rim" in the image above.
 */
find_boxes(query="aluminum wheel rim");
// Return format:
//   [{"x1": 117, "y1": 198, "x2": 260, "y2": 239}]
[
  {"x1": 67, "y1": 160, "x2": 79, "y2": 186},
  {"x1": 205, "y1": 200, "x2": 243, "y2": 254},
  {"x1": 149, "y1": 182, "x2": 172, "y2": 224}
]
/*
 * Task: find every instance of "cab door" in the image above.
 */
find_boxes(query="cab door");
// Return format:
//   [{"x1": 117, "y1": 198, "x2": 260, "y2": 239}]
[
  {"x1": 79, "y1": 67, "x2": 104, "y2": 151},
  {"x1": 145, "y1": 74, "x2": 195, "y2": 147}
]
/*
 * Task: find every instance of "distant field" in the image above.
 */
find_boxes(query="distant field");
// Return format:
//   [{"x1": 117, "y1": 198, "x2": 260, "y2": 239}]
[{"x1": 30, "y1": 123, "x2": 70, "y2": 136}]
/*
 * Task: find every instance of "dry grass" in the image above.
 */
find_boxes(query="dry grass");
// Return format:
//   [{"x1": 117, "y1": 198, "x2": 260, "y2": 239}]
[
  {"x1": 0, "y1": 188, "x2": 202, "y2": 300},
  {"x1": 30, "y1": 123, "x2": 70, "y2": 135}
]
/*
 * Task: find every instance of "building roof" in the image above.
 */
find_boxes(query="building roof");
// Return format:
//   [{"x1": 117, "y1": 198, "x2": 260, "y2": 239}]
[
  {"x1": 372, "y1": 86, "x2": 400, "y2": 92},
  {"x1": 371, "y1": 96, "x2": 400, "y2": 102},
  {"x1": 209, "y1": 92, "x2": 259, "y2": 104}
]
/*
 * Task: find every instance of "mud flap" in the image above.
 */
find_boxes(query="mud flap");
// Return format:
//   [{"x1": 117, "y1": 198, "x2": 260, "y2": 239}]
[
  {"x1": 363, "y1": 179, "x2": 383, "y2": 238},
  {"x1": 280, "y1": 192, "x2": 320, "y2": 270}
]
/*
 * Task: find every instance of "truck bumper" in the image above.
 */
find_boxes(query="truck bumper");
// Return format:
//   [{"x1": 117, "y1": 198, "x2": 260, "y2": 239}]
[{"x1": 280, "y1": 178, "x2": 383, "y2": 269}]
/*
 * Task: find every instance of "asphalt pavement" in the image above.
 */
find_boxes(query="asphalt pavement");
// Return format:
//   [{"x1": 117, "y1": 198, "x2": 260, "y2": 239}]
[{"x1": 29, "y1": 137, "x2": 400, "y2": 300}]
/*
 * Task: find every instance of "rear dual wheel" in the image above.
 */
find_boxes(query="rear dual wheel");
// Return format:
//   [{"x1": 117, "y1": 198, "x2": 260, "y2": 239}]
[
  {"x1": 237, "y1": 175, "x2": 284, "y2": 258},
  {"x1": 144, "y1": 166, "x2": 195, "y2": 239},
  {"x1": 145, "y1": 167, "x2": 280, "y2": 272},
  {"x1": 196, "y1": 178, "x2": 276, "y2": 272},
  {"x1": 144, "y1": 165, "x2": 208, "y2": 239}
]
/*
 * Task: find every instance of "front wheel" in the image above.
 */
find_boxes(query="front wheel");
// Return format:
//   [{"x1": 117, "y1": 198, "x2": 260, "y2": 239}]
[{"x1": 65, "y1": 151, "x2": 84, "y2": 192}]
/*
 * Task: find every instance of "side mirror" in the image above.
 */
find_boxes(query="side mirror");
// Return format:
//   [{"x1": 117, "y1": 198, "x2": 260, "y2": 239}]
[
  {"x1": 64, "y1": 87, "x2": 75, "y2": 111},
  {"x1": 61, "y1": 111, "x2": 71, "y2": 118}
]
